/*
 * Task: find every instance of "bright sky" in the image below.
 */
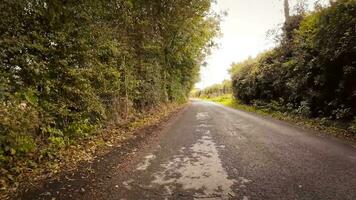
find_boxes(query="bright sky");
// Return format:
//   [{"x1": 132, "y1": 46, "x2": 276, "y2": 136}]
[{"x1": 196, "y1": 0, "x2": 326, "y2": 89}]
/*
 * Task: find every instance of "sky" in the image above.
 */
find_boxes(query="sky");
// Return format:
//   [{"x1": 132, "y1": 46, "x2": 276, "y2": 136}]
[{"x1": 196, "y1": 0, "x2": 326, "y2": 89}]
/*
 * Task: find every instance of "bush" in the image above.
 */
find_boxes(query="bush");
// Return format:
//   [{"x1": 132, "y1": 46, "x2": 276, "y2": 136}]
[
  {"x1": 191, "y1": 80, "x2": 232, "y2": 98},
  {"x1": 296, "y1": 101, "x2": 312, "y2": 117},
  {"x1": 0, "y1": 0, "x2": 220, "y2": 189},
  {"x1": 349, "y1": 118, "x2": 356, "y2": 134},
  {"x1": 230, "y1": 0, "x2": 356, "y2": 125}
]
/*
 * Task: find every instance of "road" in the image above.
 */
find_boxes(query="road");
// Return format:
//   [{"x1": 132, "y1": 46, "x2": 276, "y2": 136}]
[{"x1": 22, "y1": 100, "x2": 356, "y2": 200}]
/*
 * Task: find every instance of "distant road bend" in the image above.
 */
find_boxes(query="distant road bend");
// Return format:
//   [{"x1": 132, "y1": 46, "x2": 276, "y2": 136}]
[{"x1": 26, "y1": 100, "x2": 356, "y2": 200}]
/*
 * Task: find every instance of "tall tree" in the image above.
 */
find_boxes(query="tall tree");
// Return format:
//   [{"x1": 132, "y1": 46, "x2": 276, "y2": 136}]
[
  {"x1": 284, "y1": 0, "x2": 290, "y2": 20},
  {"x1": 0, "y1": 0, "x2": 220, "y2": 191}
]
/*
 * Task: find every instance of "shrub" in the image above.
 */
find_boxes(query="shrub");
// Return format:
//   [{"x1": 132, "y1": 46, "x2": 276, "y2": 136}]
[
  {"x1": 349, "y1": 118, "x2": 356, "y2": 134},
  {"x1": 230, "y1": 0, "x2": 356, "y2": 123}
]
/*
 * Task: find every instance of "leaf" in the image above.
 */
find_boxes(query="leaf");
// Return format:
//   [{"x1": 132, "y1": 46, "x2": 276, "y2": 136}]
[
  {"x1": 24, "y1": 89, "x2": 38, "y2": 106},
  {"x1": 10, "y1": 148, "x2": 16, "y2": 156}
]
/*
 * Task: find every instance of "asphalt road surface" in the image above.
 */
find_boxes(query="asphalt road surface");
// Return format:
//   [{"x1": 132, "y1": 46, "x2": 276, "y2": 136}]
[{"x1": 23, "y1": 100, "x2": 356, "y2": 200}]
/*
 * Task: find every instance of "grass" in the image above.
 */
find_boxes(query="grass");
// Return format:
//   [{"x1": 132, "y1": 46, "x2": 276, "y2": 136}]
[{"x1": 201, "y1": 94, "x2": 356, "y2": 141}]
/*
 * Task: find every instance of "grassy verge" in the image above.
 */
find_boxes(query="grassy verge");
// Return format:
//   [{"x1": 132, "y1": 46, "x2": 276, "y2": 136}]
[
  {"x1": 202, "y1": 94, "x2": 356, "y2": 141},
  {"x1": 0, "y1": 102, "x2": 185, "y2": 199}
]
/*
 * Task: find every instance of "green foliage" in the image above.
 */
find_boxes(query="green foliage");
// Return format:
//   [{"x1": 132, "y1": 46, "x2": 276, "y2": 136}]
[
  {"x1": 48, "y1": 137, "x2": 65, "y2": 149},
  {"x1": 0, "y1": 0, "x2": 219, "y2": 188},
  {"x1": 349, "y1": 118, "x2": 356, "y2": 133},
  {"x1": 206, "y1": 95, "x2": 356, "y2": 138},
  {"x1": 192, "y1": 80, "x2": 232, "y2": 98},
  {"x1": 230, "y1": 0, "x2": 356, "y2": 126}
]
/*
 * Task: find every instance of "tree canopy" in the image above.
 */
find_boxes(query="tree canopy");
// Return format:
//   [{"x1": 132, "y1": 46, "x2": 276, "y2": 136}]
[
  {"x1": 0, "y1": 0, "x2": 219, "y2": 189},
  {"x1": 230, "y1": 0, "x2": 356, "y2": 124}
]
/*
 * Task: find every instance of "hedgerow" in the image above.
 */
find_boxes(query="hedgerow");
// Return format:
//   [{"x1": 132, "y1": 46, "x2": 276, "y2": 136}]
[
  {"x1": 0, "y1": 0, "x2": 219, "y2": 190},
  {"x1": 230, "y1": 0, "x2": 356, "y2": 130}
]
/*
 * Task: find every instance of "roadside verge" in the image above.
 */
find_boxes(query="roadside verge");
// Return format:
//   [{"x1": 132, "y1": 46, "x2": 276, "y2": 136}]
[
  {"x1": 202, "y1": 95, "x2": 356, "y2": 143},
  {"x1": 2, "y1": 103, "x2": 187, "y2": 200}
]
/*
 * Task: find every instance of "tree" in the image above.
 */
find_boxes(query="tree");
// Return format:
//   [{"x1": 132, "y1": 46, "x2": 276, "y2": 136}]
[
  {"x1": 0, "y1": 0, "x2": 220, "y2": 191},
  {"x1": 230, "y1": 0, "x2": 356, "y2": 122},
  {"x1": 284, "y1": 0, "x2": 290, "y2": 21}
]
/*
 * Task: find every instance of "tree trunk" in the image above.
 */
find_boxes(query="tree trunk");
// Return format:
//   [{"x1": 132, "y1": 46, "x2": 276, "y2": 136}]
[{"x1": 284, "y1": 0, "x2": 290, "y2": 21}]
